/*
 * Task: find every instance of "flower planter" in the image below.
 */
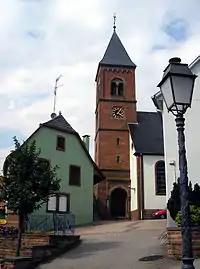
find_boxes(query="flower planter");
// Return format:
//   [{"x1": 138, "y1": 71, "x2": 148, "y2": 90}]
[
  {"x1": 0, "y1": 224, "x2": 18, "y2": 239},
  {"x1": 167, "y1": 227, "x2": 200, "y2": 260}
]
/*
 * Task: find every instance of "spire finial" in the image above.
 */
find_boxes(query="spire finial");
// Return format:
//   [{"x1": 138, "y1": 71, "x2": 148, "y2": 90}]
[{"x1": 113, "y1": 13, "x2": 116, "y2": 31}]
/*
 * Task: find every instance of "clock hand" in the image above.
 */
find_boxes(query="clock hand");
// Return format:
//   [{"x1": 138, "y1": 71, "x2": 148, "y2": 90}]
[{"x1": 118, "y1": 108, "x2": 123, "y2": 115}]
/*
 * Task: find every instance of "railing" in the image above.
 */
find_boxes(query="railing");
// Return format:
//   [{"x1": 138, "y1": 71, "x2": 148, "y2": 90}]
[{"x1": 25, "y1": 213, "x2": 75, "y2": 235}]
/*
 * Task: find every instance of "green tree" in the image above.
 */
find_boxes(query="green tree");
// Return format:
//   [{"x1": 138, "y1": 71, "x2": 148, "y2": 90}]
[
  {"x1": 191, "y1": 183, "x2": 200, "y2": 207},
  {"x1": 1, "y1": 137, "x2": 60, "y2": 256},
  {"x1": 167, "y1": 179, "x2": 200, "y2": 221},
  {"x1": 167, "y1": 179, "x2": 181, "y2": 220}
]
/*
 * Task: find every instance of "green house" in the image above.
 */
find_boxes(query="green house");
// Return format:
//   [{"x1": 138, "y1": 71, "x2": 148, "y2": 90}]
[{"x1": 21, "y1": 112, "x2": 104, "y2": 228}]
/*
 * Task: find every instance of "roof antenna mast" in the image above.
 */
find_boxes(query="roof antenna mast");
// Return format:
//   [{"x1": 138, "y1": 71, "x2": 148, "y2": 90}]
[
  {"x1": 53, "y1": 75, "x2": 64, "y2": 115},
  {"x1": 113, "y1": 13, "x2": 116, "y2": 32}
]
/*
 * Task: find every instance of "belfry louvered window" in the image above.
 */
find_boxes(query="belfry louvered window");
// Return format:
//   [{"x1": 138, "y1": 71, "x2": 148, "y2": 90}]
[{"x1": 111, "y1": 78, "x2": 124, "y2": 96}]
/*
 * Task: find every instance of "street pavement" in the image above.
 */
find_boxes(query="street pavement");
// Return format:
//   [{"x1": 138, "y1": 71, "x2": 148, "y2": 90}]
[{"x1": 39, "y1": 220, "x2": 200, "y2": 269}]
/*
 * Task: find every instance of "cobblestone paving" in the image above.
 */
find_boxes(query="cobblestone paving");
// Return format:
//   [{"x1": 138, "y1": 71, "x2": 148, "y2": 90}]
[{"x1": 38, "y1": 220, "x2": 200, "y2": 269}]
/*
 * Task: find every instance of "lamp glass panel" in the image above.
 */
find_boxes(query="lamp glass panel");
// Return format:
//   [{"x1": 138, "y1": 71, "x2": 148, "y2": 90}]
[
  {"x1": 160, "y1": 76, "x2": 174, "y2": 110},
  {"x1": 171, "y1": 76, "x2": 194, "y2": 105}
]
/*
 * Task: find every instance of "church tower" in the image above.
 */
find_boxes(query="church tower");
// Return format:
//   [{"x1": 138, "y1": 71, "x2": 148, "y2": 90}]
[{"x1": 94, "y1": 21, "x2": 137, "y2": 219}]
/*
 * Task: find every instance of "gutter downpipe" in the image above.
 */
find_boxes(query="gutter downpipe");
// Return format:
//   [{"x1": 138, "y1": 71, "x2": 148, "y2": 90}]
[{"x1": 140, "y1": 153, "x2": 144, "y2": 220}]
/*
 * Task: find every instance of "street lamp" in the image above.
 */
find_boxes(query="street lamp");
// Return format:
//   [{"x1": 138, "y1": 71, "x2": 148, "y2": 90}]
[{"x1": 158, "y1": 57, "x2": 197, "y2": 269}]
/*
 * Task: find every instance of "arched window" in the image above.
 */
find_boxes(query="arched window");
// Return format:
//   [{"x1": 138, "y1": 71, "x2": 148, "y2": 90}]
[
  {"x1": 111, "y1": 81, "x2": 117, "y2": 95},
  {"x1": 155, "y1": 160, "x2": 166, "y2": 195},
  {"x1": 111, "y1": 78, "x2": 124, "y2": 96},
  {"x1": 118, "y1": 82, "x2": 124, "y2": 96}
]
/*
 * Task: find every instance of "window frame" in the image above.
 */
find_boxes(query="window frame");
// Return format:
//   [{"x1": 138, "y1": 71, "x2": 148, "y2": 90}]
[
  {"x1": 46, "y1": 192, "x2": 70, "y2": 213},
  {"x1": 69, "y1": 165, "x2": 81, "y2": 187},
  {"x1": 56, "y1": 135, "x2": 65, "y2": 151},
  {"x1": 155, "y1": 160, "x2": 166, "y2": 196}
]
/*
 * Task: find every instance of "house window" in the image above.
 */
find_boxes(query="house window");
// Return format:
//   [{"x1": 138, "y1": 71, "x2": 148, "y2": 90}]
[
  {"x1": 47, "y1": 195, "x2": 57, "y2": 211},
  {"x1": 110, "y1": 78, "x2": 124, "y2": 96},
  {"x1": 116, "y1": 156, "x2": 120, "y2": 163},
  {"x1": 69, "y1": 165, "x2": 81, "y2": 186},
  {"x1": 58, "y1": 195, "x2": 68, "y2": 212},
  {"x1": 56, "y1": 136, "x2": 65, "y2": 151},
  {"x1": 47, "y1": 193, "x2": 70, "y2": 213},
  {"x1": 155, "y1": 160, "x2": 166, "y2": 195}
]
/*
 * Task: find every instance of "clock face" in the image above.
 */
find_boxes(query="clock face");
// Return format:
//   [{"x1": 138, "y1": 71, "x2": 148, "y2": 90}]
[{"x1": 112, "y1": 107, "x2": 124, "y2": 119}]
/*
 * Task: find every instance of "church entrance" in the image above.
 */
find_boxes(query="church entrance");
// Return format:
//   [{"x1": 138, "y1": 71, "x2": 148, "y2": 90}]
[{"x1": 110, "y1": 188, "x2": 127, "y2": 219}]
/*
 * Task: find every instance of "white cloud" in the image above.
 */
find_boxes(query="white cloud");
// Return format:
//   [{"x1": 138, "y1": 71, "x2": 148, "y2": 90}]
[
  {"x1": 0, "y1": 0, "x2": 200, "y2": 169},
  {"x1": 53, "y1": 0, "x2": 104, "y2": 29}
]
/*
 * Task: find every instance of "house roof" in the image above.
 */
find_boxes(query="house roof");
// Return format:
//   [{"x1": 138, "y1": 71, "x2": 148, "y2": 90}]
[
  {"x1": 42, "y1": 114, "x2": 76, "y2": 134},
  {"x1": 151, "y1": 91, "x2": 163, "y2": 111},
  {"x1": 99, "y1": 31, "x2": 136, "y2": 68},
  {"x1": 189, "y1": 55, "x2": 200, "y2": 69},
  {"x1": 129, "y1": 111, "x2": 164, "y2": 156},
  {"x1": 24, "y1": 113, "x2": 105, "y2": 184}
]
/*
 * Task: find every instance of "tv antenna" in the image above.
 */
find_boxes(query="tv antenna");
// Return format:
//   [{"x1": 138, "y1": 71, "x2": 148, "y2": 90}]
[
  {"x1": 113, "y1": 13, "x2": 116, "y2": 31},
  {"x1": 53, "y1": 75, "x2": 64, "y2": 114}
]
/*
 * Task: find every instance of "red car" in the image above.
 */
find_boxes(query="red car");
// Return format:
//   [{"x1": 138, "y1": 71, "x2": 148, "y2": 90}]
[{"x1": 152, "y1": 209, "x2": 167, "y2": 219}]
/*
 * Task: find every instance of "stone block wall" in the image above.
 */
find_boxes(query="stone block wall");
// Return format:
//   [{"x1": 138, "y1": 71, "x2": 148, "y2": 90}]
[
  {"x1": 0, "y1": 234, "x2": 49, "y2": 259},
  {"x1": 167, "y1": 228, "x2": 200, "y2": 260},
  {"x1": 0, "y1": 234, "x2": 80, "y2": 269}
]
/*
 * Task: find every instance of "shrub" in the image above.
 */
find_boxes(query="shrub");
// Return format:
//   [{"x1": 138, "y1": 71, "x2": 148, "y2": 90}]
[
  {"x1": 167, "y1": 179, "x2": 199, "y2": 221},
  {"x1": 175, "y1": 205, "x2": 200, "y2": 227},
  {"x1": 191, "y1": 183, "x2": 200, "y2": 207},
  {"x1": 167, "y1": 180, "x2": 181, "y2": 220}
]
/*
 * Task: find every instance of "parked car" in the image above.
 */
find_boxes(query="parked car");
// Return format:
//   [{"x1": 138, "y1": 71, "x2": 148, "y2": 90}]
[{"x1": 152, "y1": 209, "x2": 167, "y2": 219}]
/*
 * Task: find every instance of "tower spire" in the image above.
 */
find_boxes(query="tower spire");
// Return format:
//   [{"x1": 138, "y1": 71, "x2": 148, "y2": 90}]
[{"x1": 113, "y1": 13, "x2": 116, "y2": 32}]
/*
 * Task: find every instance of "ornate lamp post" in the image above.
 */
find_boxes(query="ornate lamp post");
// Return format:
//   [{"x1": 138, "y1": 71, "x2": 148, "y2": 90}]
[{"x1": 158, "y1": 57, "x2": 197, "y2": 269}]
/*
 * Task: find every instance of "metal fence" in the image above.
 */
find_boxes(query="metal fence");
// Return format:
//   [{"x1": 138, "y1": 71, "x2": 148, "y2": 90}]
[{"x1": 25, "y1": 213, "x2": 76, "y2": 235}]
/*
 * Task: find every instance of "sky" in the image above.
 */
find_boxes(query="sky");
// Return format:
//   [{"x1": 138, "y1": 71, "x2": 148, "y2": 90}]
[{"x1": 0, "y1": 0, "x2": 200, "y2": 171}]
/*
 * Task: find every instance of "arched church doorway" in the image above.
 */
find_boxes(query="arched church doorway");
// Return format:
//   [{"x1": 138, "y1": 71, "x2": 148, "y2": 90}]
[{"x1": 110, "y1": 188, "x2": 127, "y2": 218}]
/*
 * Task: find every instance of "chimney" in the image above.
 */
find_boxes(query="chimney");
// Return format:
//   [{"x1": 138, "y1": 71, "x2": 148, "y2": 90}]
[{"x1": 82, "y1": 135, "x2": 90, "y2": 151}]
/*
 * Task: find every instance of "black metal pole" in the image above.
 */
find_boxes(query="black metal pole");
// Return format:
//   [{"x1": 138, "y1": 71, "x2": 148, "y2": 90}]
[{"x1": 175, "y1": 114, "x2": 195, "y2": 269}]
